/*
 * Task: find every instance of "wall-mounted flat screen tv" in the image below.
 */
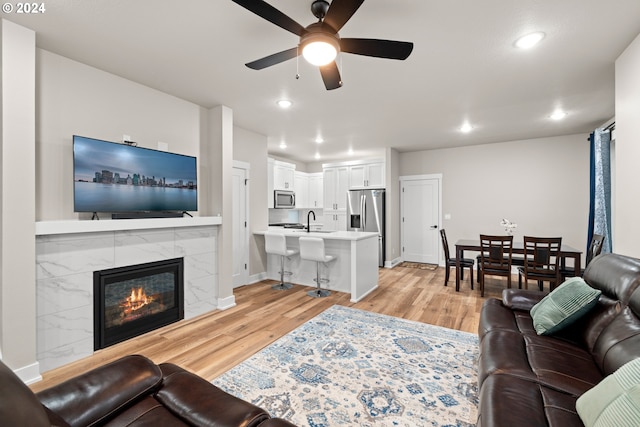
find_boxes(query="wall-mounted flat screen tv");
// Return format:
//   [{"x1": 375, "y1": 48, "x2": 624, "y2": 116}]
[{"x1": 73, "y1": 135, "x2": 198, "y2": 213}]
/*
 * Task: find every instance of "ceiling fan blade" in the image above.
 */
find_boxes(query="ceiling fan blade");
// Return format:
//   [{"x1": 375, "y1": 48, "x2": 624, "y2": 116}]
[
  {"x1": 319, "y1": 61, "x2": 343, "y2": 90},
  {"x1": 231, "y1": 0, "x2": 306, "y2": 36},
  {"x1": 323, "y1": 0, "x2": 365, "y2": 32},
  {"x1": 341, "y1": 38, "x2": 414, "y2": 60},
  {"x1": 245, "y1": 47, "x2": 299, "y2": 70}
]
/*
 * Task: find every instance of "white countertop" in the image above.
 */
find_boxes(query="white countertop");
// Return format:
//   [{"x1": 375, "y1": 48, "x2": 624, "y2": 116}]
[{"x1": 255, "y1": 227, "x2": 379, "y2": 241}]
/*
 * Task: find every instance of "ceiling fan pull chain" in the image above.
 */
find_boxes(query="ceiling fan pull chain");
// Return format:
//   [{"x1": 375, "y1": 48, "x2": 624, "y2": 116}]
[{"x1": 296, "y1": 45, "x2": 300, "y2": 80}]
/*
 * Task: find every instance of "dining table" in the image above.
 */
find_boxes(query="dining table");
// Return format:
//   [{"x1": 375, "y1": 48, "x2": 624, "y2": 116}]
[{"x1": 454, "y1": 239, "x2": 582, "y2": 292}]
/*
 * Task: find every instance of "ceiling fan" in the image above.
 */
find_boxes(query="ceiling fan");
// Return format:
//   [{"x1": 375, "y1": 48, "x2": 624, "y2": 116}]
[{"x1": 231, "y1": 0, "x2": 414, "y2": 90}]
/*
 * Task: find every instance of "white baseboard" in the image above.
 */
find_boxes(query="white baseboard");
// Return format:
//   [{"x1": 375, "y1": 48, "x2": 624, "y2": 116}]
[
  {"x1": 350, "y1": 285, "x2": 379, "y2": 302},
  {"x1": 247, "y1": 272, "x2": 268, "y2": 284},
  {"x1": 13, "y1": 361, "x2": 42, "y2": 385},
  {"x1": 385, "y1": 257, "x2": 403, "y2": 268},
  {"x1": 217, "y1": 295, "x2": 236, "y2": 310}
]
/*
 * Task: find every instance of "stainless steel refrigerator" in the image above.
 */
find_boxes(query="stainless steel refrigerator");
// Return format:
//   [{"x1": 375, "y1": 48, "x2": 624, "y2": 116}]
[{"x1": 347, "y1": 189, "x2": 385, "y2": 267}]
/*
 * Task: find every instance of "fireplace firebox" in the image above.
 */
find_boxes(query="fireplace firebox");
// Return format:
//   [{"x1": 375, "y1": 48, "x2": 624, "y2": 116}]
[{"x1": 94, "y1": 258, "x2": 184, "y2": 350}]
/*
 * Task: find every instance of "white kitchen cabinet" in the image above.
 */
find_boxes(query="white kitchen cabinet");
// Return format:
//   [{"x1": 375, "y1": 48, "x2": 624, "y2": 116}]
[
  {"x1": 308, "y1": 173, "x2": 323, "y2": 209},
  {"x1": 268, "y1": 158, "x2": 296, "y2": 208},
  {"x1": 323, "y1": 166, "x2": 350, "y2": 211},
  {"x1": 322, "y1": 211, "x2": 347, "y2": 231},
  {"x1": 349, "y1": 161, "x2": 385, "y2": 189},
  {"x1": 273, "y1": 160, "x2": 295, "y2": 191},
  {"x1": 294, "y1": 172, "x2": 308, "y2": 208}
]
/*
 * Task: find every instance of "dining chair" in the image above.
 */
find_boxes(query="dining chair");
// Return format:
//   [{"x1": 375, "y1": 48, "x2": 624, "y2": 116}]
[
  {"x1": 440, "y1": 229, "x2": 474, "y2": 288},
  {"x1": 518, "y1": 236, "x2": 563, "y2": 291},
  {"x1": 478, "y1": 234, "x2": 514, "y2": 297},
  {"x1": 559, "y1": 233, "x2": 604, "y2": 280}
]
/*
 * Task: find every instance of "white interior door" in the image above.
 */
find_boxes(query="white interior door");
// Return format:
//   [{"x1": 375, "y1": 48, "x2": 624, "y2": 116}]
[
  {"x1": 400, "y1": 176, "x2": 441, "y2": 264},
  {"x1": 232, "y1": 165, "x2": 249, "y2": 288}
]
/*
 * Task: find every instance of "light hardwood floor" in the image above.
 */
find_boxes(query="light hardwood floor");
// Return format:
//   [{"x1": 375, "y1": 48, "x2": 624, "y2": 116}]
[{"x1": 30, "y1": 265, "x2": 509, "y2": 393}]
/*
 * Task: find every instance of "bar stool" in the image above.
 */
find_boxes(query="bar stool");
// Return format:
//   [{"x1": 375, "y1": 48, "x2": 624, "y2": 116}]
[
  {"x1": 299, "y1": 236, "x2": 336, "y2": 298},
  {"x1": 264, "y1": 232, "x2": 298, "y2": 290}
]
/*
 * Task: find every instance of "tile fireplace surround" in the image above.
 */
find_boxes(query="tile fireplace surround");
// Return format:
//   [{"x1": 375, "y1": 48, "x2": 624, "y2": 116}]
[{"x1": 35, "y1": 217, "x2": 221, "y2": 373}]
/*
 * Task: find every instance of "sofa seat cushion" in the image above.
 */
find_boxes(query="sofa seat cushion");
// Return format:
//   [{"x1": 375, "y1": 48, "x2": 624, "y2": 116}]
[
  {"x1": 102, "y1": 396, "x2": 189, "y2": 427},
  {"x1": 478, "y1": 374, "x2": 584, "y2": 427},
  {"x1": 524, "y1": 334, "x2": 603, "y2": 395},
  {"x1": 479, "y1": 329, "x2": 602, "y2": 395}
]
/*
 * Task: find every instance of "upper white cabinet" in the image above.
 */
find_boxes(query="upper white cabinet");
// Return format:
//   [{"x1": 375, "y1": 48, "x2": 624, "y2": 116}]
[
  {"x1": 268, "y1": 158, "x2": 296, "y2": 208},
  {"x1": 323, "y1": 166, "x2": 350, "y2": 211},
  {"x1": 349, "y1": 161, "x2": 385, "y2": 189},
  {"x1": 273, "y1": 160, "x2": 295, "y2": 190},
  {"x1": 294, "y1": 172, "x2": 308, "y2": 208},
  {"x1": 293, "y1": 171, "x2": 323, "y2": 209},
  {"x1": 308, "y1": 173, "x2": 323, "y2": 209}
]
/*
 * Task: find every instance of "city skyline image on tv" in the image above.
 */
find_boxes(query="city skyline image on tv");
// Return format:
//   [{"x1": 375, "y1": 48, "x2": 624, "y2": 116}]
[{"x1": 73, "y1": 135, "x2": 198, "y2": 213}]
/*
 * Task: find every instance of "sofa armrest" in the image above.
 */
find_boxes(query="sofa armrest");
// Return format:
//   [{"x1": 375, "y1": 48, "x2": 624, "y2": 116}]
[
  {"x1": 157, "y1": 363, "x2": 270, "y2": 427},
  {"x1": 259, "y1": 418, "x2": 299, "y2": 426},
  {"x1": 36, "y1": 355, "x2": 162, "y2": 427},
  {"x1": 501, "y1": 289, "x2": 547, "y2": 312}
]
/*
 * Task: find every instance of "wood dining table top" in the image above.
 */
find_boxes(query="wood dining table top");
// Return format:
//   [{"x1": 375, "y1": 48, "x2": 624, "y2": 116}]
[{"x1": 453, "y1": 239, "x2": 582, "y2": 292}]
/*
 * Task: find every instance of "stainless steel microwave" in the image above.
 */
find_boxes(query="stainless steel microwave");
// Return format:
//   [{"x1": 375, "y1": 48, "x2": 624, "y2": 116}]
[{"x1": 274, "y1": 190, "x2": 295, "y2": 209}]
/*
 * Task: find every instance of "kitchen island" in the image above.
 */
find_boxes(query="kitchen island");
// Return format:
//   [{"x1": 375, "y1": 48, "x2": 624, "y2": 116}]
[{"x1": 254, "y1": 228, "x2": 380, "y2": 302}]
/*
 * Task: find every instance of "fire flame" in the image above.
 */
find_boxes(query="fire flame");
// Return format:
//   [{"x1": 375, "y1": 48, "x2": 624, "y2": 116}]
[{"x1": 124, "y1": 287, "x2": 152, "y2": 312}]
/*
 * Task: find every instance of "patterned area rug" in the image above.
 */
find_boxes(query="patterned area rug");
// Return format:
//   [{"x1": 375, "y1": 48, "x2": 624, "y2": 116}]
[
  {"x1": 398, "y1": 262, "x2": 439, "y2": 270},
  {"x1": 213, "y1": 305, "x2": 479, "y2": 427}
]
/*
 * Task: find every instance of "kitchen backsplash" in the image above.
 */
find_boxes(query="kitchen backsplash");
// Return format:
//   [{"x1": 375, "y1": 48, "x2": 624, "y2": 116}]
[{"x1": 268, "y1": 208, "x2": 324, "y2": 224}]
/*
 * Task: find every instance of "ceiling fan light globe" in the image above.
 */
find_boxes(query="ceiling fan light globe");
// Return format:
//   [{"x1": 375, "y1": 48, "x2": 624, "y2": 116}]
[{"x1": 302, "y1": 41, "x2": 338, "y2": 66}]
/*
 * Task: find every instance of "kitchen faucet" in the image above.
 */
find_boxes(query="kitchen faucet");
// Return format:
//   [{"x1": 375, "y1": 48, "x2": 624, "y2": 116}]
[{"x1": 307, "y1": 210, "x2": 315, "y2": 233}]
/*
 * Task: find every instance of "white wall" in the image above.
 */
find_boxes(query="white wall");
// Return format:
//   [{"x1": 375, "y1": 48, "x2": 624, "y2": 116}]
[
  {"x1": 36, "y1": 49, "x2": 203, "y2": 220},
  {"x1": 1, "y1": 20, "x2": 37, "y2": 379},
  {"x1": 234, "y1": 126, "x2": 269, "y2": 277},
  {"x1": 399, "y1": 134, "x2": 591, "y2": 262},
  {"x1": 614, "y1": 32, "x2": 640, "y2": 257},
  {"x1": 386, "y1": 148, "x2": 401, "y2": 264}
]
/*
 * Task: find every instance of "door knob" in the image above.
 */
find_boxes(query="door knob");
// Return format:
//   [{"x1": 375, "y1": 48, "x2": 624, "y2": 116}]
[{"x1": 430, "y1": 225, "x2": 438, "y2": 229}]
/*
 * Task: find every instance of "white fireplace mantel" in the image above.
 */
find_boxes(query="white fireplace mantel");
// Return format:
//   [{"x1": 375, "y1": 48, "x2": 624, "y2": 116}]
[{"x1": 35, "y1": 216, "x2": 222, "y2": 236}]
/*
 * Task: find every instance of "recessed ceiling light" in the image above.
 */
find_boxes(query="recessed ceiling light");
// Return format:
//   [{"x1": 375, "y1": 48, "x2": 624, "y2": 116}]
[
  {"x1": 550, "y1": 110, "x2": 568, "y2": 120},
  {"x1": 314, "y1": 152, "x2": 320, "y2": 160},
  {"x1": 279, "y1": 142, "x2": 287, "y2": 149},
  {"x1": 515, "y1": 32, "x2": 545, "y2": 49},
  {"x1": 348, "y1": 148, "x2": 354, "y2": 155},
  {"x1": 460, "y1": 123, "x2": 473, "y2": 133},
  {"x1": 276, "y1": 99, "x2": 292, "y2": 109},
  {"x1": 315, "y1": 136, "x2": 324, "y2": 144}
]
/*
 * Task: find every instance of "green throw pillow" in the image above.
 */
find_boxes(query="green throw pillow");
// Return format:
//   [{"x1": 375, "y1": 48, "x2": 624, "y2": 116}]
[
  {"x1": 530, "y1": 277, "x2": 601, "y2": 335},
  {"x1": 576, "y1": 358, "x2": 640, "y2": 427}
]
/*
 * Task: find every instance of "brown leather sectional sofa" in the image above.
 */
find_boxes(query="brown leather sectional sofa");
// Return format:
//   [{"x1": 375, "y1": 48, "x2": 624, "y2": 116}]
[
  {"x1": 0, "y1": 354, "x2": 297, "y2": 427},
  {"x1": 477, "y1": 253, "x2": 640, "y2": 426}
]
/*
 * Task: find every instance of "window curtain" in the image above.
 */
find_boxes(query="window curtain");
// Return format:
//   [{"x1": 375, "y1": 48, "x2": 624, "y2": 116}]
[{"x1": 587, "y1": 128, "x2": 612, "y2": 254}]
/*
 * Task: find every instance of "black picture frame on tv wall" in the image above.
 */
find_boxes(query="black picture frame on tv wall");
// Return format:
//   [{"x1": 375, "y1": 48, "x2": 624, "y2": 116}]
[{"x1": 73, "y1": 135, "x2": 198, "y2": 214}]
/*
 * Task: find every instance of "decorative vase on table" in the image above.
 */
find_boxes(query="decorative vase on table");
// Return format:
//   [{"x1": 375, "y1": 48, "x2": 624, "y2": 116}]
[{"x1": 500, "y1": 218, "x2": 517, "y2": 235}]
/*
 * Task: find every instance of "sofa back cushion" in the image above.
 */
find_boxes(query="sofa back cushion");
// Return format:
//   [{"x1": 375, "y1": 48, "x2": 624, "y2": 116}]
[
  {"x1": 590, "y1": 286, "x2": 640, "y2": 375},
  {"x1": 560, "y1": 253, "x2": 640, "y2": 362},
  {"x1": 583, "y1": 254, "x2": 640, "y2": 303},
  {"x1": 0, "y1": 359, "x2": 51, "y2": 427}
]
